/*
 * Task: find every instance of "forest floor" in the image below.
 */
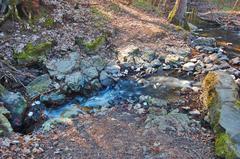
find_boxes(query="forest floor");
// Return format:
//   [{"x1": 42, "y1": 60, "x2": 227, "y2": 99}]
[{"x1": 2, "y1": 0, "x2": 240, "y2": 158}]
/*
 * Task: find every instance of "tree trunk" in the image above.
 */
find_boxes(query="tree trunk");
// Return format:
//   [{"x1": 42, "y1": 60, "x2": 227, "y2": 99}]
[{"x1": 168, "y1": 0, "x2": 188, "y2": 29}]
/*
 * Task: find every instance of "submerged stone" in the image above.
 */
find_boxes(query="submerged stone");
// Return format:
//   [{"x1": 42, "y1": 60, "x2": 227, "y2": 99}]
[{"x1": 40, "y1": 91, "x2": 66, "y2": 106}]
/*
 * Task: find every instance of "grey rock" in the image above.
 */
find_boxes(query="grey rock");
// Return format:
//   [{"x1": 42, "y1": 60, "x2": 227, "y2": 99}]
[
  {"x1": 82, "y1": 66, "x2": 99, "y2": 81},
  {"x1": 100, "y1": 71, "x2": 114, "y2": 86},
  {"x1": 46, "y1": 52, "x2": 80, "y2": 80},
  {"x1": 64, "y1": 71, "x2": 86, "y2": 92},
  {"x1": 26, "y1": 74, "x2": 52, "y2": 99},
  {"x1": 91, "y1": 55, "x2": 107, "y2": 71},
  {"x1": 145, "y1": 109, "x2": 194, "y2": 132},
  {"x1": 191, "y1": 37, "x2": 216, "y2": 47},
  {"x1": 166, "y1": 47, "x2": 190, "y2": 56},
  {"x1": 40, "y1": 92, "x2": 66, "y2": 106}
]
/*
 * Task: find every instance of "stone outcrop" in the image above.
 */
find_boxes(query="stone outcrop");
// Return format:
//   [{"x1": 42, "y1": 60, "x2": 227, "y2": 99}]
[{"x1": 202, "y1": 71, "x2": 240, "y2": 158}]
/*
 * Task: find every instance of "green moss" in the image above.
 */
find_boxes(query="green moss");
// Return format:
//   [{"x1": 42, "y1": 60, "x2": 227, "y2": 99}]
[
  {"x1": 235, "y1": 100, "x2": 240, "y2": 109},
  {"x1": 215, "y1": 133, "x2": 237, "y2": 159},
  {"x1": 43, "y1": 17, "x2": 55, "y2": 28},
  {"x1": 14, "y1": 41, "x2": 53, "y2": 65},
  {"x1": 76, "y1": 35, "x2": 106, "y2": 54},
  {"x1": 201, "y1": 72, "x2": 219, "y2": 109}
]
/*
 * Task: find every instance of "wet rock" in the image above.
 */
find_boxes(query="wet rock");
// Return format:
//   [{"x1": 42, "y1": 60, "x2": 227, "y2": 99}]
[
  {"x1": 139, "y1": 95, "x2": 168, "y2": 107},
  {"x1": 202, "y1": 71, "x2": 240, "y2": 158},
  {"x1": 100, "y1": 71, "x2": 115, "y2": 86},
  {"x1": 191, "y1": 37, "x2": 216, "y2": 47},
  {"x1": 40, "y1": 91, "x2": 66, "y2": 106},
  {"x1": 0, "y1": 106, "x2": 13, "y2": 136},
  {"x1": 61, "y1": 104, "x2": 83, "y2": 118},
  {"x1": 26, "y1": 74, "x2": 52, "y2": 99},
  {"x1": 105, "y1": 64, "x2": 121, "y2": 77},
  {"x1": 46, "y1": 52, "x2": 80, "y2": 80},
  {"x1": 0, "y1": 84, "x2": 27, "y2": 129},
  {"x1": 182, "y1": 62, "x2": 196, "y2": 71}
]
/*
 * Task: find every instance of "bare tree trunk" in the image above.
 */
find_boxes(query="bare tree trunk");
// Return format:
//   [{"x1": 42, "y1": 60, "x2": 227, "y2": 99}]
[{"x1": 168, "y1": 0, "x2": 189, "y2": 29}]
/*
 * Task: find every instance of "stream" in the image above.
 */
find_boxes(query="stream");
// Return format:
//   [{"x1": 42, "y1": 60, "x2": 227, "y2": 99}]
[{"x1": 44, "y1": 76, "x2": 193, "y2": 119}]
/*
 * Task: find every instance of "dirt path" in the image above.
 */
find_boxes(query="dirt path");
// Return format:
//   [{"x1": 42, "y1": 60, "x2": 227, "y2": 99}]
[{"x1": 97, "y1": 1, "x2": 189, "y2": 55}]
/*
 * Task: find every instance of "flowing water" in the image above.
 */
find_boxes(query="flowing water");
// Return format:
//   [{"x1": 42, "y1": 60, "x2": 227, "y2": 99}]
[{"x1": 44, "y1": 76, "x2": 193, "y2": 118}]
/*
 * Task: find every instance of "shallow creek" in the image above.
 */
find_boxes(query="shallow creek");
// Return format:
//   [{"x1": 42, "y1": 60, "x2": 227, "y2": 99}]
[{"x1": 44, "y1": 76, "x2": 193, "y2": 119}]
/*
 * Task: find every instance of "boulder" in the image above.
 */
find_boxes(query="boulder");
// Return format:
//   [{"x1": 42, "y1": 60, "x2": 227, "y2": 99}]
[
  {"x1": 46, "y1": 52, "x2": 80, "y2": 80},
  {"x1": 26, "y1": 74, "x2": 52, "y2": 99},
  {"x1": 0, "y1": 84, "x2": 27, "y2": 129},
  {"x1": 202, "y1": 71, "x2": 240, "y2": 158}
]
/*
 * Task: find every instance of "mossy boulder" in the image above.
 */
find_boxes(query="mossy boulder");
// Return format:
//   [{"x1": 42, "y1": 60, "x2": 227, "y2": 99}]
[
  {"x1": 14, "y1": 41, "x2": 53, "y2": 65},
  {"x1": 26, "y1": 74, "x2": 52, "y2": 99},
  {"x1": 202, "y1": 71, "x2": 240, "y2": 158},
  {"x1": 0, "y1": 84, "x2": 28, "y2": 130}
]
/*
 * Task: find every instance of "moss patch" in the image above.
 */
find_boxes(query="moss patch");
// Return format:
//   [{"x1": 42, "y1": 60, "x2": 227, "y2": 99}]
[
  {"x1": 43, "y1": 17, "x2": 55, "y2": 28},
  {"x1": 201, "y1": 72, "x2": 219, "y2": 109},
  {"x1": 14, "y1": 41, "x2": 53, "y2": 65},
  {"x1": 235, "y1": 100, "x2": 240, "y2": 109},
  {"x1": 76, "y1": 35, "x2": 106, "y2": 54},
  {"x1": 215, "y1": 133, "x2": 237, "y2": 159}
]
